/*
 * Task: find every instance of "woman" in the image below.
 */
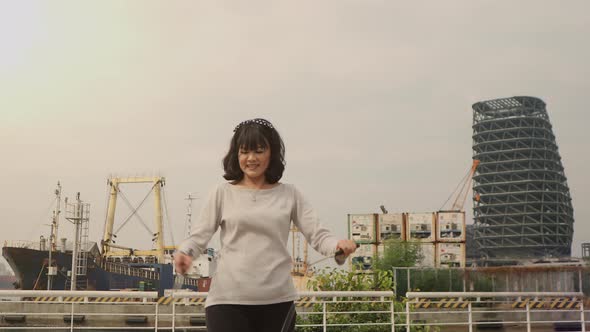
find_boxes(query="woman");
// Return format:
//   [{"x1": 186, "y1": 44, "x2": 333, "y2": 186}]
[{"x1": 174, "y1": 118, "x2": 357, "y2": 332}]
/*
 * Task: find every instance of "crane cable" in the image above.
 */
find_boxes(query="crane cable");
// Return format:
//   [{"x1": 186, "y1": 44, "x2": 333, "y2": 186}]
[
  {"x1": 162, "y1": 186, "x2": 175, "y2": 247},
  {"x1": 113, "y1": 184, "x2": 157, "y2": 236}
]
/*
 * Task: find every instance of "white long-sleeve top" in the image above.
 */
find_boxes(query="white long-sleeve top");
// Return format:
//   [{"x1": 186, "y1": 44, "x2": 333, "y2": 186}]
[{"x1": 177, "y1": 182, "x2": 339, "y2": 307}]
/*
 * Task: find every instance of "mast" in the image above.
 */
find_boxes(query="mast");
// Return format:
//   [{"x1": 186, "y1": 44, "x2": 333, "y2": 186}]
[
  {"x1": 102, "y1": 179, "x2": 119, "y2": 254},
  {"x1": 153, "y1": 180, "x2": 165, "y2": 262},
  {"x1": 185, "y1": 193, "x2": 197, "y2": 237},
  {"x1": 70, "y1": 194, "x2": 81, "y2": 290},
  {"x1": 47, "y1": 182, "x2": 61, "y2": 290},
  {"x1": 65, "y1": 193, "x2": 90, "y2": 291}
]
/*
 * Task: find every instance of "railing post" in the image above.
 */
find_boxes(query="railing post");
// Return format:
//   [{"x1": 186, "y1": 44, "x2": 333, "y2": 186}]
[
  {"x1": 581, "y1": 301, "x2": 586, "y2": 332},
  {"x1": 468, "y1": 301, "x2": 473, "y2": 332},
  {"x1": 323, "y1": 301, "x2": 327, "y2": 332},
  {"x1": 405, "y1": 300, "x2": 410, "y2": 331},
  {"x1": 70, "y1": 302, "x2": 75, "y2": 332},
  {"x1": 155, "y1": 302, "x2": 159, "y2": 331},
  {"x1": 172, "y1": 301, "x2": 176, "y2": 332},
  {"x1": 391, "y1": 299, "x2": 395, "y2": 332},
  {"x1": 526, "y1": 302, "x2": 531, "y2": 332}
]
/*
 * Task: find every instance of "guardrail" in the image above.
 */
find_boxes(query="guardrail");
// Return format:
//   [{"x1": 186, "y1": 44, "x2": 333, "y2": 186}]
[
  {"x1": 3, "y1": 240, "x2": 43, "y2": 250},
  {"x1": 0, "y1": 290, "x2": 396, "y2": 331},
  {"x1": 171, "y1": 290, "x2": 396, "y2": 331},
  {"x1": 2, "y1": 290, "x2": 589, "y2": 331},
  {"x1": 100, "y1": 261, "x2": 161, "y2": 279},
  {"x1": 406, "y1": 291, "x2": 588, "y2": 332}
]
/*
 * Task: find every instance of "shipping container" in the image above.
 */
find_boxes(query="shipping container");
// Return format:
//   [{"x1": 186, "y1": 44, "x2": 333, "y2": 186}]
[
  {"x1": 348, "y1": 214, "x2": 377, "y2": 243},
  {"x1": 378, "y1": 213, "x2": 405, "y2": 242},
  {"x1": 350, "y1": 244, "x2": 377, "y2": 271},
  {"x1": 436, "y1": 243, "x2": 466, "y2": 268},
  {"x1": 406, "y1": 212, "x2": 436, "y2": 242},
  {"x1": 414, "y1": 242, "x2": 436, "y2": 267},
  {"x1": 436, "y1": 211, "x2": 466, "y2": 242}
]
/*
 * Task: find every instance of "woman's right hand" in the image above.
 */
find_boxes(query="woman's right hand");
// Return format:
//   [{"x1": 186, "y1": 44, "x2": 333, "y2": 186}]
[{"x1": 174, "y1": 251, "x2": 192, "y2": 275}]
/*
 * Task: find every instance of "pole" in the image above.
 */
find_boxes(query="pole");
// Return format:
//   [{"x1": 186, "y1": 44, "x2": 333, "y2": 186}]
[
  {"x1": 405, "y1": 300, "x2": 410, "y2": 331},
  {"x1": 468, "y1": 302, "x2": 473, "y2": 332},
  {"x1": 70, "y1": 194, "x2": 82, "y2": 291},
  {"x1": 185, "y1": 193, "x2": 196, "y2": 237},
  {"x1": 526, "y1": 302, "x2": 531, "y2": 332},
  {"x1": 154, "y1": 180, "x2": 164, "y2": 262},
  {"x1": 172, "y1": 301, "x2": 176, "y2": 331},
  {"x1": 581, "y1": 301, "x2": 586, "y2": 332},
  {"x1": 322, "y1": 302, "x2": 327, "y2": 332},
  {"x1": 391, "y1": 299, "x2": 395, "y2": 332},
  {"x1": 103, "y1": 180, "x2": 119, "y2": 255},
  {"x1": 48, "y1": 182, "x2": 61, "y2": 290}
]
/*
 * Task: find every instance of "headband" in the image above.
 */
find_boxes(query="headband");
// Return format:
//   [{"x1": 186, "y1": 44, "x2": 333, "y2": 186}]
[{"x1": 233, "y1": 118, "x2": 275, "y2": 132}]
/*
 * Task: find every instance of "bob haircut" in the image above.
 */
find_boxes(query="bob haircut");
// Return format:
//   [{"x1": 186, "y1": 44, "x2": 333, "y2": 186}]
[{"x1": 222, "y1": 119, "x2": 285, "y2": 184}]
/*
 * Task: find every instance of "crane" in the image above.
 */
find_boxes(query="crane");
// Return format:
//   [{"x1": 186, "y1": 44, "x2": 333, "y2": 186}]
[
  {"x1": 440, "y1": 159, "x2": 480, "y2": 212},
  {"x1": 290, "y1": 226, "x2": 309, "y2": 276}
]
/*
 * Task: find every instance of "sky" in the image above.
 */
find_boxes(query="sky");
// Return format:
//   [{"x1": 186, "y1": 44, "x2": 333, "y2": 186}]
[{"x1": 0, "y1": 1, "x2": 589, "y2": 272}]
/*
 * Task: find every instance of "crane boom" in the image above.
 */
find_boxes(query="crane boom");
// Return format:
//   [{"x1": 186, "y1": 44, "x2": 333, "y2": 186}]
[{"x1": 441, "y1": 159, "x2": 480, "y2": 212}]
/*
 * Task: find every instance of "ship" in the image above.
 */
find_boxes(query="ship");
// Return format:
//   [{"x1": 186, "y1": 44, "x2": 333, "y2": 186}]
[{"x1": 2, "y1": 177, "x2": 214, "y2": 295}]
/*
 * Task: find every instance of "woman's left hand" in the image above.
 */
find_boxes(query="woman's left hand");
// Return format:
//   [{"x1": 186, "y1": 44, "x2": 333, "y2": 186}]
[{"x1": 336, "y1": 239, "x2": 357, "y2": 257}]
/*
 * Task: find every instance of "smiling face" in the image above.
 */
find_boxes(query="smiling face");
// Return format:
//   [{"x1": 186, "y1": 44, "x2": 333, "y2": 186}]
[
  {"x1": 223, "y1": 119, "x2": 286, "y2": 185},
  {"x1": 238, "y1": 144, "x2": 271, "y2": 183}
]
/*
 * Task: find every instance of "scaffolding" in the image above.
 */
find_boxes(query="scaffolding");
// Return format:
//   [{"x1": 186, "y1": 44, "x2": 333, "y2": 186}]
[{"x1": 471, "y1": 96, "x2": 574, "y2": 259}]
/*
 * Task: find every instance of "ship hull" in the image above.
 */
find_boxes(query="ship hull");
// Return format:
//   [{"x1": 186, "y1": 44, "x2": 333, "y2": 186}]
[{"x1": 2, "y1": 246, "x2": 198, "y2": 295}]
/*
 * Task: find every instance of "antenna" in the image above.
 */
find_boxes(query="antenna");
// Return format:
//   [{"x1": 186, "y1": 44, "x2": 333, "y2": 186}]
[
  {"x1": 185, "y1": 193, "x2": 198, "y2": 237},
  {"x1": 47, "y1": 181, "x2": 61, "y2": 290}
]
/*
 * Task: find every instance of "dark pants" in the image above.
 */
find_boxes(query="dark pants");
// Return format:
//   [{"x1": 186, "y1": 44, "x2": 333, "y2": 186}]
[{"x1": 205, "y1": 301, "x2": 296, "y2": 332}]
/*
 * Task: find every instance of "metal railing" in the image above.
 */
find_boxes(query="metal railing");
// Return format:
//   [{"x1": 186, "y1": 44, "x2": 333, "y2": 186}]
[
  {"x1": 0, "y1": 290, "x2": 159, "y2": 331},
  {"x1": 171, "y1": 290, "x2": 396, "y2": 331},
  {"x1": 2, "y1": 290, "x2": 589, "y2": 331},
  {"x1": 100, "y1": 261, "x2": 160, "y2": 279},
  {"x1": 0, "y1": 290, "x2": 395, "y2": 331},
  {"x1": 406, "y1": 291, "x2": 589, "y2": 332},
  {"x1": 3, "y1": 240, "x2": 43, "y2": 250}
]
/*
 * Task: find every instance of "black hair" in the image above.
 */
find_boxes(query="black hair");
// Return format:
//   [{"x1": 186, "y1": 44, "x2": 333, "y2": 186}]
[{"x1": 222, "y1": 119, "x2": 285, "y2": 184}]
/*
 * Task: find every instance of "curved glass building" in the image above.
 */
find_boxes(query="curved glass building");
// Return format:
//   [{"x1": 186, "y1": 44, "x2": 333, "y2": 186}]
[{"x1": 472, "y1": 96, "x2": 574, "y2": 258}]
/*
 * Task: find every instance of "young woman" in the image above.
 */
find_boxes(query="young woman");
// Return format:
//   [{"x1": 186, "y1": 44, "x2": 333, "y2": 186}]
[{"x1": 174, "y1": 118, "x2": 357, "y2": 332}]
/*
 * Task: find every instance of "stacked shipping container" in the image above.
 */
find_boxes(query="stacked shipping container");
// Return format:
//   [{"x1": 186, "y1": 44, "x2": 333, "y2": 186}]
[
  {"x1": 348, "y1": 211, "x2": 467, "y2": 270},
  {"x1": 436, "y1": 211, "x2": 466, "y2": 268},
  {"x1": 348, "y1": 214, "x2": 379, "y2": 270},
  {"x1": 406, "y1": 212, "x2": 437, "y2": 267}
]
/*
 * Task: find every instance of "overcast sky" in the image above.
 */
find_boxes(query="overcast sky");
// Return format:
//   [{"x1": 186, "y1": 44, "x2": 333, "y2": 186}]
[{"x1": 1, "y1": 1, "x2": 589, "y2": 272}]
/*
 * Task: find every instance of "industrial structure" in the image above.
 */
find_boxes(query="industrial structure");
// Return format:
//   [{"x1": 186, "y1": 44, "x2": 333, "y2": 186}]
[{"x1": 472, "y1": 96, "x2": 574, "y2": 259}]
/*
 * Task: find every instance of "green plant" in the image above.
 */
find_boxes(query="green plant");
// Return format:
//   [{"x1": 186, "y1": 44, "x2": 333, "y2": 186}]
[
  {"x1": 297, "y1": 267, "x2": 437, "y2": 331},
  {"x1": 374, "y1": 239, "x2": 424, "y2": 270}
]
